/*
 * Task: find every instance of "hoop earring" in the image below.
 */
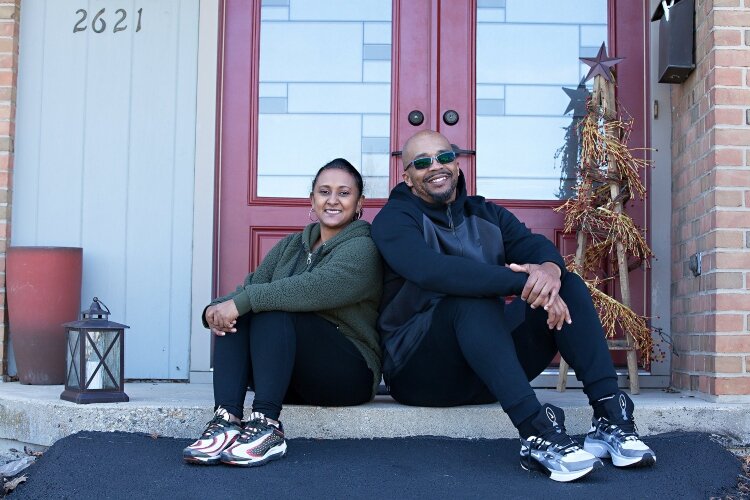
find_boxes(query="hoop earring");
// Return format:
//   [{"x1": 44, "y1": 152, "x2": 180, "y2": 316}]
[{"x1": 309, "y1": 207, "x2": 318, "y2": 222}]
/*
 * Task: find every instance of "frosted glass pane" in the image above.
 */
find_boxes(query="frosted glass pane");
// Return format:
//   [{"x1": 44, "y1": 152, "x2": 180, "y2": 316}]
[
  {"x1": 477, "y1": 8, "x2": 505, "y2": 22},
  {"x1": 505, "y1": 86, "x2": 570, "y2": 116},
  {"x1": 477, "y1": 84, "x2": 505, "y2": 99},
  {"x1": 476, "y1": 116, "x2": 573, "y2": 199},
  {"x1": 364, "y1": 22, "x2": 391, "y2": 44},
  {"x1": 477, "y1": 25, "x2": 580, "y2": 84},
  {"x1": 261, "y1": 6, "x2": 289, "y2": 20},
  {"x1": 288, "y1": 84, "x2": 390, "y2": 114},
  {"x1": 476, "y1": 1, "x2": 606, "y2": 200},
  {"x1": 363, "y1": 61, "x2": 391, "y2": 82},
  {"x1": 506, "y1": 0, "x2": 606, "y2": 23},
  {"x1": 363, "y1": 114, "x2": 390, "y2": 137},
  {"x1": 290, "y1": 0, "x2": 390, "y2": 21},
  {"x1": 260, "y1": 23, "x2": 363, "y2": 82},
  {"x1": 258, "y1": 1, "x2": 392, "y2": 198},
  {"x1": 581, "y1": 25, "x2": 608, "y2": 47}
]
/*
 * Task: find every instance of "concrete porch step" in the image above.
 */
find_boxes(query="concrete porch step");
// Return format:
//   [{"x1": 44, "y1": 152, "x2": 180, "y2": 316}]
[{"x1": 0, "y1": 382, "x2": 748, "y2": 448}]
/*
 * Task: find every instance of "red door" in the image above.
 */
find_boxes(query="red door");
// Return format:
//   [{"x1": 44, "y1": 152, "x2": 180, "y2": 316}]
[{"x1": 215, "y1": 0, "x2": 650, "y2": 362}]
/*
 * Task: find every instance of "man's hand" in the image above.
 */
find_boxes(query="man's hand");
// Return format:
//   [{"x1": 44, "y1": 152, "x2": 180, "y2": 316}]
[
  {"x1": 205, "y1": 301, "x2": 239, "y2": 336},
  {"x1": 509, "y1": 262, "x2": 562, "y2": 309},
  {"x1": 545, "y1": 296, "x2": 572, "y2": 331}
]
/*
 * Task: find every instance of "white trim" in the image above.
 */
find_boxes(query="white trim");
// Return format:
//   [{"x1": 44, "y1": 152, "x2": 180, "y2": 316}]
[
  {"x1": 190, "y1": 0, "x2": 220, "y2": 379},
  {"x1": 648, "y1": 0, "x2": 673, "y2": 380}
]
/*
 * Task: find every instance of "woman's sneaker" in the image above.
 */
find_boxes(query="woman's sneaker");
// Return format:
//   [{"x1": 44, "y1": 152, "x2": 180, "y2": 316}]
[
  {"x1": 584, "y1": 391, "x2": 656, "y2": 468},
  {"x1": 183, "y1": 407, "x2": 242, "y2": 465},
  {"x1": 520, "y1": 404, "x2": 603, "y2": 482},
  {"x1": 220, "y1": 412, "x2": 287, "y2": 467}
]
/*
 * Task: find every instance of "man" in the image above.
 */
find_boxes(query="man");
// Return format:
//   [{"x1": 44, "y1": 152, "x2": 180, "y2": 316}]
[{"x1": 371, "y1": 130, "x2": 655, "y2": 482}]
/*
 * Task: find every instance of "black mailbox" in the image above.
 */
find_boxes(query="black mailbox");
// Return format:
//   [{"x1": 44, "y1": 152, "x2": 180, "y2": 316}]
[{"x1": 652, "y1": 0, "x2": 695, "y2": 84}]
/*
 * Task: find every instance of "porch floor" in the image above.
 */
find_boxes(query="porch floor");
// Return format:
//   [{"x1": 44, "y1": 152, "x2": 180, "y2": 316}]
[{"x1": 0, "y1": 382, "x2": 748, "y2": 448}]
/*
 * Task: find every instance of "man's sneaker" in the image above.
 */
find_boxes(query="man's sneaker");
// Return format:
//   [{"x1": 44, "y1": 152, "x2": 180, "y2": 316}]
[
  {"x1": 520, "y1": 404, "x2": 603, "y2": 482},
  {"x1": 584, "y1": 391, "x2": 656, "y2": 468},
  {"x1": 220, "y1": 412, "x2": 287, "y2": 467},
  {"x1": 183, "y1": 407, "x2": 242, "y2": 465}
]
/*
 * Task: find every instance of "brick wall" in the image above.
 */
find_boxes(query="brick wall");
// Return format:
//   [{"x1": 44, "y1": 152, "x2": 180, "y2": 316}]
[
  {"x1": 0, "y1": 1, "x2": 18, "y2": 377},
  {"x1": 671, "y1": 0, "x2": 750, "y2": 399}
]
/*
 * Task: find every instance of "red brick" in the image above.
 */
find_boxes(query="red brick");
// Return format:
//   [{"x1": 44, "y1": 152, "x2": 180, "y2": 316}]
[
  {"x1": 714, "y1": 148, "x2": 744, "y2": 166},
  {"x1": 712, "y1": 356, "x2": 744, "y2": 373},
  {"x1": 714, "y1": 377, "x2": 750, "y2": 395},
  {"x1": 0, "y1": 23, "x2": 15, "y2": 37},
  {"x1": 715, "y1": 189, "x2": 744, "y2": 206},
  {"x1": 715, "y1": 210, "x2": 750, "y2": 227},
  {"x1": 713, "y1": 0, "x2": 741, "y2": 6},
  {"x1": 707, "y1": 229, "x2": 745, "y2": 247},
  {"x1": 712, "y1": 29, "x2": 742, "y2": 46},
  {"x1": 714, "y1": 49, "x2": 750, "y2": 67},
  {"x1": 713, "y1": 11, "x2": 750, "y2": 28},
  {"x1": 714, "y1": 252, "x2": 750, "y2": 268},
  {"x1": 709, "y1": 67, "x2": 743, "y2": 87},
  {"x1": 0, "y1": 71, "x2": 13, "y2": 86},
  {"x1": 712, "y1": 335, "x2": 750, "y2": 352},
  {"x1": 713, "y1": 88, "x2": 750, "y2": 105},
  {"x1": 714, "y1": 128, "x2": 750, "y2": 146},
  {"x1": 713, "y1": 108, "x2": 745, "y2": 126},
  {"x1": 708, "y1": 313, "x2": 746, "y2": 332},
  {"x1": 745, "y1": 191, "x2": 750, "y2": 207}
]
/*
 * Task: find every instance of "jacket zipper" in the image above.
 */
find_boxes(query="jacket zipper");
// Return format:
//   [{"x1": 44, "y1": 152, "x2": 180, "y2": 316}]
[{"x1": 446, "y1": 204, "x2": 463, "y2": 256}]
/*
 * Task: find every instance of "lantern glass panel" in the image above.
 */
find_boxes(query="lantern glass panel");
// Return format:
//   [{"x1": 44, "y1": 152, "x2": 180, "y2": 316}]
[
  {"x1": 85, "y1": 331, "x2": 109, "y2": 389},
  {"x1": 66, "y1": 330, "x2": 81, "y2": 389},
  {"x1": 102, "y1": 332, "x2": 121, "y2": 389}
]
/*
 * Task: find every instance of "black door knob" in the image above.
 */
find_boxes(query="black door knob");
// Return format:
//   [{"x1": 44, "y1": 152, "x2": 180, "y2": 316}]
[
  {"x1": 443, "y1": 110, "x2": 459, "y2": 125},
  {"x1": 408, "y1": 110, "x2": 424, "y2": 126}
]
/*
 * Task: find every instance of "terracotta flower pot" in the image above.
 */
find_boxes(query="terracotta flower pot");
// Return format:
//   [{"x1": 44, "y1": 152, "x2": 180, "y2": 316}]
[{"x1": 7, "y1": 247, "x2": 83, "y2": 384}]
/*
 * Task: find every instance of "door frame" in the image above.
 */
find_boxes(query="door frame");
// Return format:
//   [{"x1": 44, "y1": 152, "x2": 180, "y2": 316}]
[{"x1": 206, "y1": 0, "x2": 666, "y2": 386}]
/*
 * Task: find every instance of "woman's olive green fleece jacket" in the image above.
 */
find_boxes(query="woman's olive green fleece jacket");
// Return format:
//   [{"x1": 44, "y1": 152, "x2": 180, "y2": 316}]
[{"x1": 207, "y1": 219, "x2": 383, "y2": 398}]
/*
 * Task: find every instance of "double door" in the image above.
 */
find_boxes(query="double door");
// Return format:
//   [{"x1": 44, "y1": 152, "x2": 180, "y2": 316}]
[{"x1": 215, "y1": 0, "x2": 650, "y2": 371}]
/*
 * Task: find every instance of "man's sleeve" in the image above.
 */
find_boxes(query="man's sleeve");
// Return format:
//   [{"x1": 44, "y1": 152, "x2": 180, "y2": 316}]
[
  {"x1": 371, "y1": 207, "x2": 527, "y2": 297},
  {"x1": 496, "y1": 205, "x2": 567, "y2": 276}
]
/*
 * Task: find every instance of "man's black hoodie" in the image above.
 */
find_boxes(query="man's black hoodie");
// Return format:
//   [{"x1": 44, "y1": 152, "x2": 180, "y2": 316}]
[{"x1": 371, "y1": 171, "x2": 566, "y2": 380}]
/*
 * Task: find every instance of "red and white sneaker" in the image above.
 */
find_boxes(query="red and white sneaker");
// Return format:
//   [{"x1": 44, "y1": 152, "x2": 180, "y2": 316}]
[
  {"x1": 183, "y1": 407, "x2": 242, "y2": 465},
  {"x1": 220, "y1": 412, "x2": 287, "y2": 467}
]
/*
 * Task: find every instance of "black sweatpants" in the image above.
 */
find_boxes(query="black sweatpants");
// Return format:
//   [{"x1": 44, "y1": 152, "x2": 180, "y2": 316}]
[
  {"x1": 213, "y1": 311, "x2": 373, "y2": 421},
  {"x1": 388, "y1": 272, "x2": 619, "y2": 428}
]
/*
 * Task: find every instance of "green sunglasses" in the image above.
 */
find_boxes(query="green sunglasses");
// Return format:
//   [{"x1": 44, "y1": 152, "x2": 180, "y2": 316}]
[{"x1": 406, "y1": 150, "x2": 457, "y2": 170}]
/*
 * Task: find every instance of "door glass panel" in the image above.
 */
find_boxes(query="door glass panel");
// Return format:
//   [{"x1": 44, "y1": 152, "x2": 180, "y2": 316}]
[
  {"x1": 257, "y1": 0, "x2": 392, "y2": 199},
  {"x1": 475, "y1": 0, "x2": 607, "y2": 200}
]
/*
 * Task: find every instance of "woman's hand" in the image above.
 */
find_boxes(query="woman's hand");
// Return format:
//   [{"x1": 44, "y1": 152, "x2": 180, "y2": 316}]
[{"x1": 205, "y1": 301, "x2": 239, "y2": 336}]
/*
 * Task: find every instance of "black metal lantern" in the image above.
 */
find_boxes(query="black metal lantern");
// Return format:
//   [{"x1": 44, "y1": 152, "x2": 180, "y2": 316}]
[
  {"x1": 652, "y1": 0, "x2": 696, "y2": 84},
  {"x1": 60, "y1": 297, "x2": 129, "y2": 404}
]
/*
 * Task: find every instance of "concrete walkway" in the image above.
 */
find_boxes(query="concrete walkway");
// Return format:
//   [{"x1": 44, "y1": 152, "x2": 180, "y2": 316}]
[{"x1": 0, "y1": 382, "x2": 748, "y2": 448}]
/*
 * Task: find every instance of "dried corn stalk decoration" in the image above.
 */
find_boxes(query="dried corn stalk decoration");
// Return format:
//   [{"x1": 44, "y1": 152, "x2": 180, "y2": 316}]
[{"x1": 555, "y1": 44, "x2": 655, "y2": 392}]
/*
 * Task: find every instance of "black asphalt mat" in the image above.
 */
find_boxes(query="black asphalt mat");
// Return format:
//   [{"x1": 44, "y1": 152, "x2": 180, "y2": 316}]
[{"x1": 10, "y1": 431, "x2": 742, "y2": 499}]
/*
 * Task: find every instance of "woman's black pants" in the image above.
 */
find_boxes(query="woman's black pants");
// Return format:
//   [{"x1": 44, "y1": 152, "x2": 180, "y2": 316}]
[{"x1": 212, "y1": 311, "x2": 373, "y2": 421}]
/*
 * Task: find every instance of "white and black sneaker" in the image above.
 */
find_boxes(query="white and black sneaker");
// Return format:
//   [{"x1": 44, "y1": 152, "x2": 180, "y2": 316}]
[
  {"x1": 183, "y1": 407, "x2": 242, "y2": 465},
  {"x1": 220, "y1": 412, "x2": 287, "y2": 467},
  {"x1": 584, "y1": 391, "x2": 656, "y2": 467},
  {"x1": 520, "y1": 404, "x2": 603, "y2": 482}
]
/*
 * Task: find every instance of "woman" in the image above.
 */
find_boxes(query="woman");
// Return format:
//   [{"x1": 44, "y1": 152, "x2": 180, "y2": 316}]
[{"x1": 183, "y1": 158, "x2": 382, "y2": 467}]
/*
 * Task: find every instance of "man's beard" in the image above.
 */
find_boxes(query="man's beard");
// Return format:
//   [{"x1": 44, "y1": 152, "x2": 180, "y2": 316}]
[{"x1": 423, "y1": 174, "x2": 458, "y2": 204}]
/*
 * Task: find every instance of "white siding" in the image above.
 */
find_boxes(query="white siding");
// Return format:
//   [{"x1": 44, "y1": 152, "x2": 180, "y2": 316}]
[{"x1": 13, "y1": 0, "x2": 200, "y2": 379}]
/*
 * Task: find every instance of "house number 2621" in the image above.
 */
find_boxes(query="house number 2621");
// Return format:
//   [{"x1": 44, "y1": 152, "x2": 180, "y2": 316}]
[{"x1": 73, "y1": 8, "x2": 143, "y2": 34}]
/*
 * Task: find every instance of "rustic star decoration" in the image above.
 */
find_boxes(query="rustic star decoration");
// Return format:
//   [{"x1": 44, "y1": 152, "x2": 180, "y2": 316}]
[
  {"x1": 580, "y1": 42, "x2": 624, "y2": 82},
  {"x1": 562, "y1": 78, "x2": 590, "y2": 117}
]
